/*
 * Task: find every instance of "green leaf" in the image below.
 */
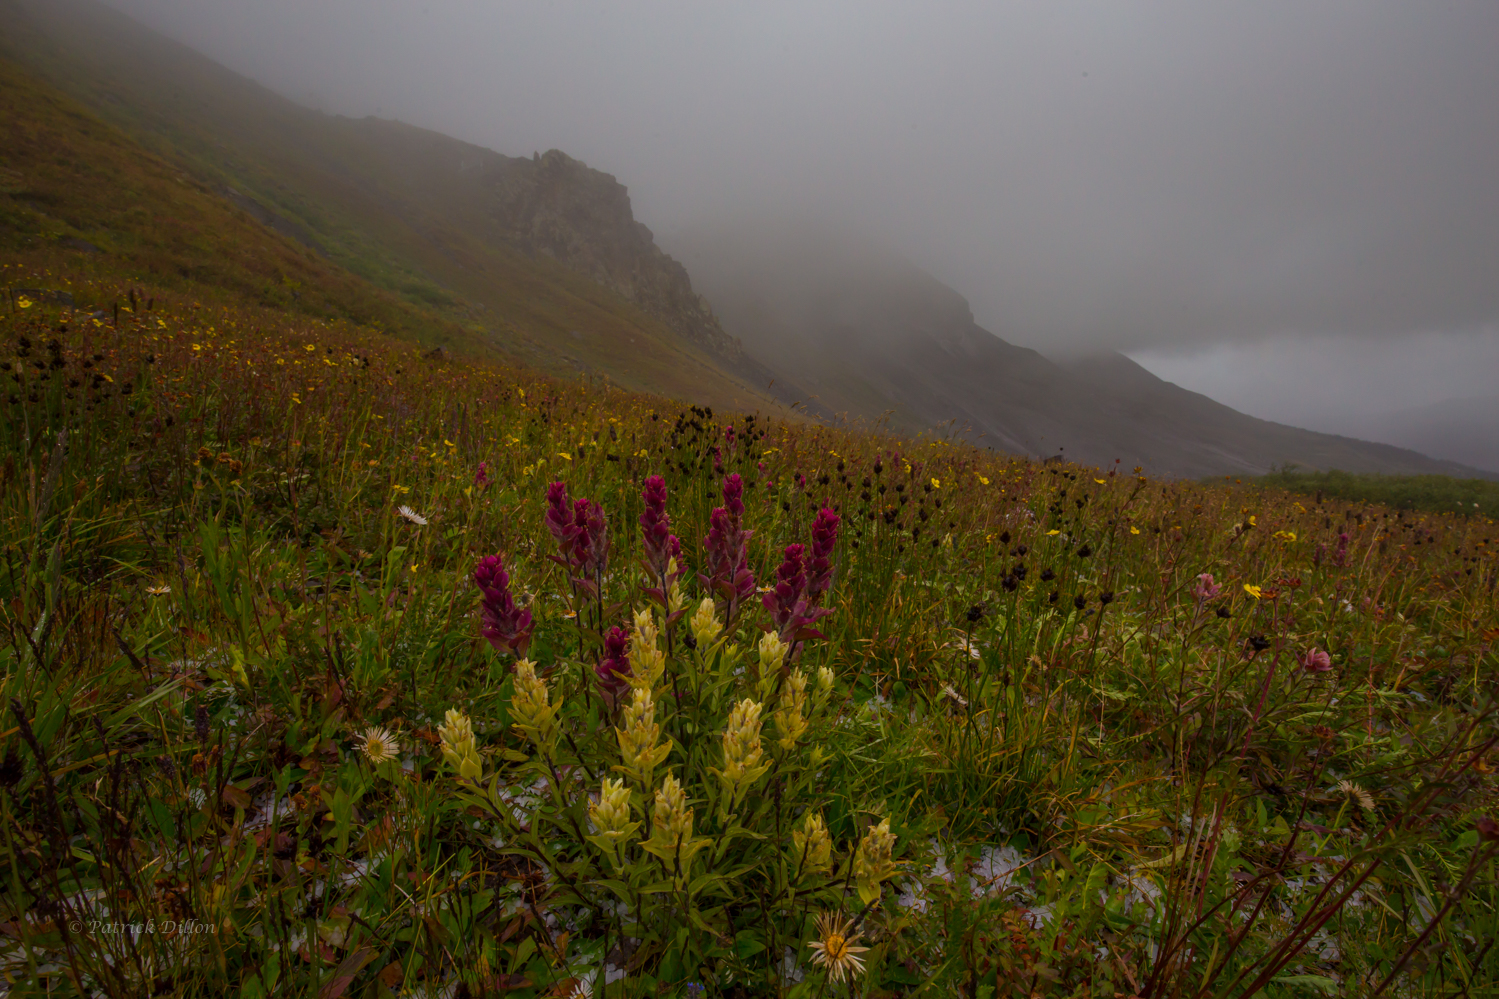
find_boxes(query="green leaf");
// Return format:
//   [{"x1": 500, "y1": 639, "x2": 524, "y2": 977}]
[{"x1": 1272, "y1": 974, "x2": 1339, "y2": 995}]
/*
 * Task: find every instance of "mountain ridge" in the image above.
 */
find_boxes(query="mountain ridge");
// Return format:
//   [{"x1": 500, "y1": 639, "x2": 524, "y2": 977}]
[
  {"x1": 670, "y1": 221, "x2": 1497, "y2": 480},
  {"x1": 0, "y1": 0, "x2": 793, "y2": 412}
]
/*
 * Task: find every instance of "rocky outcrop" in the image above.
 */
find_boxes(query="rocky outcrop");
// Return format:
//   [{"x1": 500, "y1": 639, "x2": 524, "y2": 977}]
[{"x1": 479, "y1": 149, "x2": 743, "y2": 359}]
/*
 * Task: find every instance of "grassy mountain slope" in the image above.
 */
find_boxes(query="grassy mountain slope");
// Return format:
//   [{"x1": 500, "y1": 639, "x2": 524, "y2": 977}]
[
  {"x1": 0, "y1": 55, "x2": 476, "y2": 345},
  {"x1": 0, "y1": 0, "x2": 781, "y2": 412}
]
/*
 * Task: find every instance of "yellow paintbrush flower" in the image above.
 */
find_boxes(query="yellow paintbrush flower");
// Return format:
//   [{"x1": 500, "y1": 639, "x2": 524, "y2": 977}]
[
  {"x1": 774, "y1": 669, "x2": 809, "y2": 751},
  {"x1": 615, "y1": 686, "x2": 671, "y2": 785},
  {"x1": 438, "y1": 708, "x2": 483, "y2": 781},
  {"x1": 791, "y1": 811, "x2": 832, "y2": 875},
  {"x1": 854, "y1": 818, "x2": 896, "y2": 904},
  {"x1": 690, "y1": 597, "x2": 721, "y2": 648}
]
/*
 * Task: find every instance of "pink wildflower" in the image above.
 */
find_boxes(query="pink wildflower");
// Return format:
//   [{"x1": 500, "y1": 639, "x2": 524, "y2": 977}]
[
  {"x1": 1192, "y1": 573, "x2": 1223, "y2": 603},
  {"x1": 1300, "y1": 648, "x2": 1333, "y2": 673}
]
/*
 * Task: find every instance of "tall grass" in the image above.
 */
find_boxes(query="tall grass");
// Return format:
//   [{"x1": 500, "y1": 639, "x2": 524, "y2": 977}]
[{"x1": 1, "y1": 284, "x2": 1497, "y2": 997}]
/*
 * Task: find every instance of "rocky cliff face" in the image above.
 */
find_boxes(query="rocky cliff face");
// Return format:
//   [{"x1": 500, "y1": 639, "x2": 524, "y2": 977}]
[{"x1": 479, "y1": 149, "x2": 743, "y2": 359}]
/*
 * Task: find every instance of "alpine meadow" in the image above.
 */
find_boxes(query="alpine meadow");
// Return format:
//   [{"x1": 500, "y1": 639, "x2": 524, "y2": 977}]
[{"x1": 3, "y1": 3, "x2": 1499, "y2": 998}]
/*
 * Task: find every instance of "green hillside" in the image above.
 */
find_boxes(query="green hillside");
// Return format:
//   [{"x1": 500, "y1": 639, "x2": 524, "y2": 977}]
[{"x1": 0, "y1": 0, "x2": 778, "y2": 411}]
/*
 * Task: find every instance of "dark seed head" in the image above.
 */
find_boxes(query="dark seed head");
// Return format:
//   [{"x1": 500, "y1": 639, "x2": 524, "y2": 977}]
[
  {"x1": 966, "y1": 604, "x2": 986, "y2": 623},
  {"x1": 1099, "y1": 591, "x2": 1114, "y2": 605},
  {"x1": 1216, "y1": 606, "x2": 1232, "y2": 619},
  {"x1": 0, "y1": 747, "x2": 22, "y2": 787},
  {"x1": 1073, "y1": 594, "x2": 1087, "y2": 610}
]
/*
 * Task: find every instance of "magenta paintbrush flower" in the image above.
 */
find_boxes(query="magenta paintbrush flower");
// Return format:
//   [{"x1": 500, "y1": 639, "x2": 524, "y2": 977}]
[
  {"x1": 701, "y1": 473, "x2": 756, "y2": 623},
  {"x1": 543, "y1": 481, "x2": 609, "y2": 589},
  {"x1": 806, "y1": 507, "x2": 840, "y2": 603},
  {"x1": 763, "y1": 543, "x2": 808, "y2": 635},
  {"x1": 474, "y1": 461, "x2": 491, "y2": 488},
  {"x1": 638, "y1": 474, "x2": 680, "y2": 583},
  {"x1": 596, "y1": 624, "x2": 632, "y2": 699},
  {"x1": 474, "y1": 553, "x2": 533, "y2": 657},
  {"x1": 545, "y1": 481, "x2": 581, "y2": 558}
]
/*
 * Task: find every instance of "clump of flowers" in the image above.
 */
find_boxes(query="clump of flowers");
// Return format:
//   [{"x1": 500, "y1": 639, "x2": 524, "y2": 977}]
[
  {"x1": 761, "y1": 508, "x2": 841, "y2": 652},
  {"x1": 854, "y1": 818, "x2": 897, "y2": 904},
  {"x1": 690, "y1": 597, "x2": 722, "y2": 649},
  {"x1": 438, "y1": 708, "x2": 482, "y2": 781},
  {"x1": 1192, "y1": 572, "x2": 1223, "y2": 604},
  {"x1": 642, "y1": 773, "x2": 709, "y2": 872},
  {"x1": 475, "y1": 553, "x2": 533, "y2": 656},
  {"x1": 629, "y1": 607, "x2": 666, "y2": 690},
  {"x1": 757, "y1": 630, "x2": 787, "y2": 679}
]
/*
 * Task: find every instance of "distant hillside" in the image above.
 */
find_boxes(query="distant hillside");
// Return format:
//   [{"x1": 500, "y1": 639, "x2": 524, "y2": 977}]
[
  {"x1": 0, "y1": 55, "x2": 473, "y2": 346},
  {"x1": 671, "y1": 220, "x2": 1497, "y2": 480},
  {"x1": 0, "y1": 0, "x2": 788, "y2": 412}
]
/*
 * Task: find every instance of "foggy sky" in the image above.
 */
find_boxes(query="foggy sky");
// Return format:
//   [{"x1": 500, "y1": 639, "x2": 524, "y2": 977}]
[{"x1": 100, "y1": 0, "x2": 1499, "y2": 439}]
